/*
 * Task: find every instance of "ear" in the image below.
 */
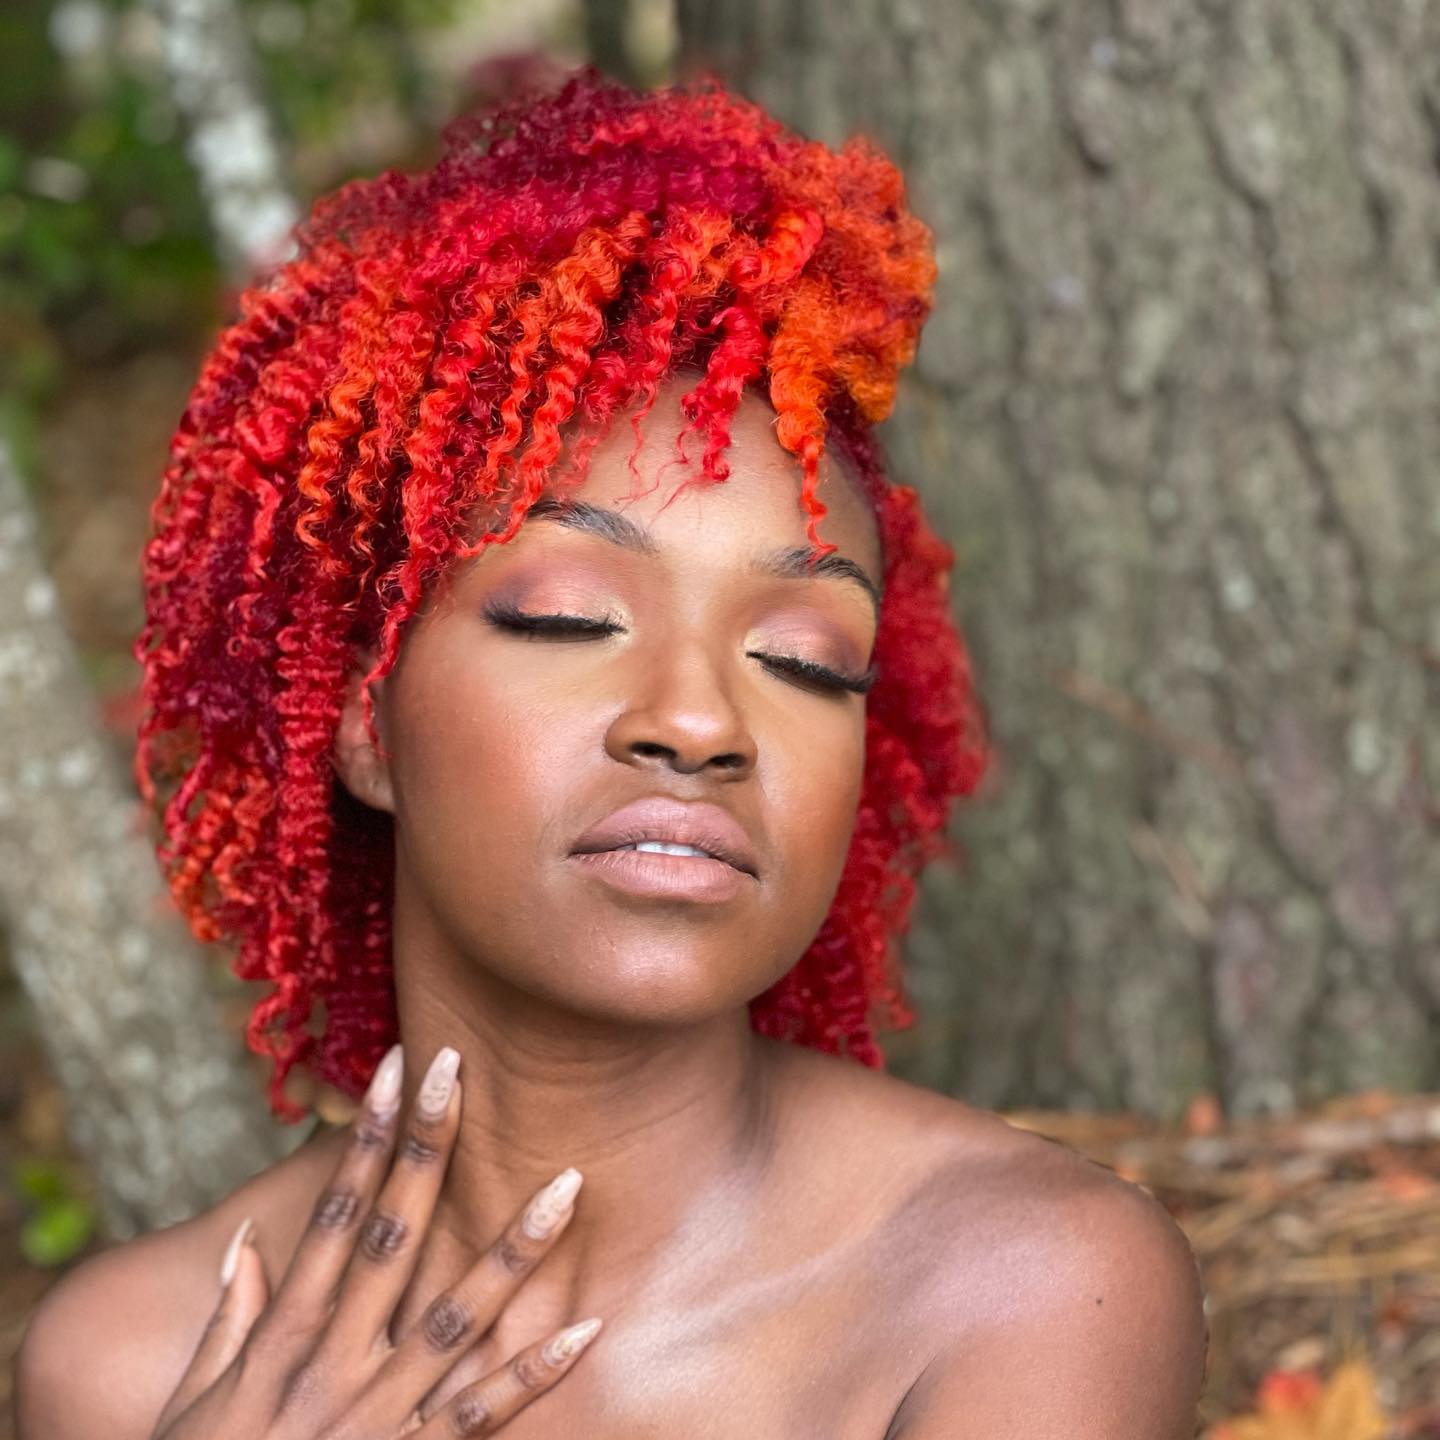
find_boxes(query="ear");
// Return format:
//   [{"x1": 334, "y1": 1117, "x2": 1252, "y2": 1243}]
[{"x1": 332, "y1": 649, "x2": 395, "y2": 814}]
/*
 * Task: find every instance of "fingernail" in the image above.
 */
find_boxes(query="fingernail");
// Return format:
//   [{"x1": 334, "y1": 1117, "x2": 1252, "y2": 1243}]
[
  {"x1": 542, "y1": 1316, "x2": 603, "y2": 1366},
  {"x1": 220, "y1": 1216, "x2": 254, "y2": 1288},
  {"x1": 366, "y1": 1043, "x2": 404, "y2": 1119},
  {"x1": 521, "y1": 1167, "x2": 584, "y2": 1240},
  {"x1": 417, "y1": 1046, "x2": 460, "y2": 1119}
]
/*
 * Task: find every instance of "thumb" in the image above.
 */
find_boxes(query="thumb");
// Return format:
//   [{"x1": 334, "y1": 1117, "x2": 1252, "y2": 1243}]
[{"x1": 156, "y1": 1218, "x2": 271, "y2": 1432}]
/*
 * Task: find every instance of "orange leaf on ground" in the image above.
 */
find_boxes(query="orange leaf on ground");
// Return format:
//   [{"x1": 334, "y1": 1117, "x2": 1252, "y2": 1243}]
[
  {"x1": 1213, "y1": 1359, "x2": 1388, "y2": 1440},
  {"x1": 1185, "y1": 1092, "x2": 1225, "y2": 1136},
  {"x1": 1375, "y1": 1168, "x2": 1434, "y2": 1202},
  {"x1": 1258, "y1": 1369, "x2": 1324, "y2": 1411}
]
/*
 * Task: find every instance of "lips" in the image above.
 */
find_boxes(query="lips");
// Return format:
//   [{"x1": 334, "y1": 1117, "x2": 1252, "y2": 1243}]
[{"x1": 570, "y1": 797, "x2": 760, "y2": 877}]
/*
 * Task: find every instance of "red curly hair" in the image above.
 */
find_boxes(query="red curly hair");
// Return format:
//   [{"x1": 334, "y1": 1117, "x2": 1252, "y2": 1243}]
[{"x1": 134, "y1": 70, "x2": 990, "y2": 1122}]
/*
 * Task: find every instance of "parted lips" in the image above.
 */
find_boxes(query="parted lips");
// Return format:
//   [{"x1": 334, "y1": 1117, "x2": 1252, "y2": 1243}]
[{"x1": 569, "y1": 795, "x2": 761, "y2": 878}]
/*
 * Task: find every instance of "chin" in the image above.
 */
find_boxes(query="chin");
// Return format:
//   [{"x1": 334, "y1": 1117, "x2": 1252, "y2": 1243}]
[{"x1": 520, "y1": 929, "x2": 794, "y2": 1029}]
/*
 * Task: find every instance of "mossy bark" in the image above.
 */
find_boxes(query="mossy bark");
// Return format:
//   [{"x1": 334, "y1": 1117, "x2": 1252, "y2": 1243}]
[
  {"x1": 0, "y1": 442, "x2": 287, "y2": 1237},
  {"x1": 677, "y1": 0, "x2": 1440, "y2": 1118},
  {"x1": 1, "y1": 0, "x2": 302, "y2": 1234}
]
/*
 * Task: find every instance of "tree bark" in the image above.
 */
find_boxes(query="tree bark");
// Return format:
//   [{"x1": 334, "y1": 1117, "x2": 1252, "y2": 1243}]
[
  {"x1": 0, "y1": 443, "x2": 284, "y2": 1238},
  {"x1": 676, "y1": 0, "x2": 1440, "y2": 1118},
  {"x1": 145, "y1": 0, "x2": 299, "y2": 280},
  {"x1": 0, "y1": 0, "x2": 305, "y2": 1236}
]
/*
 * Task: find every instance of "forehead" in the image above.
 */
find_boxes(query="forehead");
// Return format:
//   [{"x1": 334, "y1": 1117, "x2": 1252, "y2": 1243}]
[{"x1": 551, "y1": 376, "x2": 881, "y2": 576}]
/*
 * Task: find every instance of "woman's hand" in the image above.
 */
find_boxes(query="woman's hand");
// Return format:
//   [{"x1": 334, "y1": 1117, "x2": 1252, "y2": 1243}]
[{"x1": 150, "y1": 1045, "x2": 601, "y2": 1440}]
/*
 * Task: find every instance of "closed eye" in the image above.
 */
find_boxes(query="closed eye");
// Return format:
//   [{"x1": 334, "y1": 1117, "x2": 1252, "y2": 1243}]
[
  {"x1": 748, "y1": 651, "x2": 875, "y2": 696},
  {"x1": 483, "y1": 599, "x2": 622, "y2": 638}
]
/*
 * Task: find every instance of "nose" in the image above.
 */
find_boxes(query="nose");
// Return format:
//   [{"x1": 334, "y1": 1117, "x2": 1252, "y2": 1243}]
[{"x1": 604, "y1": 647, "x2": 758, "y2": 779}]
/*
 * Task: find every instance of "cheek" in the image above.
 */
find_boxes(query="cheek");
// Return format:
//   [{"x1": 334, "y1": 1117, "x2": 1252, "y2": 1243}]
[
  {"x1": 761, "y1": 707, "x2": 867, "y2": 885},
  {"x1": 386, "y1": 648, "x2": 590, "y2": 853}
]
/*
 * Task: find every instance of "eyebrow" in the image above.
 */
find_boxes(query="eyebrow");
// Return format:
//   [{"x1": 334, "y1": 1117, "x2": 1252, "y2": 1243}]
[{"x1": 527, "y1": 498, "x2": 882, "y2": 613}]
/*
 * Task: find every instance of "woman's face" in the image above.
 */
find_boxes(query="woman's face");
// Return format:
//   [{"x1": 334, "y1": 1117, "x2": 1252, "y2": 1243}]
[{"x1": 343, "y1": 380, "x2": 882, "y2": 1026}]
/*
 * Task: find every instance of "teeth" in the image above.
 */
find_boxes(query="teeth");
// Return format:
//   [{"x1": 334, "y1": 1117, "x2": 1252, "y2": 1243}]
[{"x1": 626, "y1": 841, "x2": 713, "y2": 859}]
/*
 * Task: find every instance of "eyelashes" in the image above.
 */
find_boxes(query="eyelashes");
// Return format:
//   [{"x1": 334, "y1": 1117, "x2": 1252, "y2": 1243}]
[
  {"x1": 746, "y1": 652, "x2": 876, "y2": 696},
  {"x1": 481, "y1": 600, "x2": 874, "y2": 697},
  {"x1": 482, "y1": 598, "x2": 623, "y2": 639}
]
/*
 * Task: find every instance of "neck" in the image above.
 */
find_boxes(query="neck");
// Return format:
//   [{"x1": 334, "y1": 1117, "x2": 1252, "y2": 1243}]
[{"x1": 387, "y1": 909, "x2": 787, "y2": 1327}]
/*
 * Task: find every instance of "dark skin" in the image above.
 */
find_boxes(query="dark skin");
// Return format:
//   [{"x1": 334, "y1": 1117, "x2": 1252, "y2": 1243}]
[{"x1": 13, "y1": 378, "x2": 1207, "y2": 1439}]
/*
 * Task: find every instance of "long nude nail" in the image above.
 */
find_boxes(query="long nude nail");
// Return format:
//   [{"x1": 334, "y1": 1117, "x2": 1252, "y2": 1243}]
[
  {"x1": 220, "y1": 1216, "x2": 254, "y2": 1288},
  {"x1": 522, "y1": 1168, "x2": 584, "y2": 1240},
  {"x1": 366, "y1": 1043, "x2": 404, "y2": 1119},
  {"x1": 542, "y1": 1317, "x2": 603, "y2": 1366},
  {"x1": 417, "y1": 1046, "x2": 460, "y2": 1119}
]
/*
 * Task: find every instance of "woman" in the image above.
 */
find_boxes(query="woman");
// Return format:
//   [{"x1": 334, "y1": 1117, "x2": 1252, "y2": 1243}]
[{"x1": 15, "y1": 71, "x2": 1207, "y2": 1438}]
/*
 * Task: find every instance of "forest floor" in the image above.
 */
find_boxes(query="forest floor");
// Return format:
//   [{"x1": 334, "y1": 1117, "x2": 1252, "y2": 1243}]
[{"x1": 4, "y1": 1006, "x2": 1440, "y2": 1439}]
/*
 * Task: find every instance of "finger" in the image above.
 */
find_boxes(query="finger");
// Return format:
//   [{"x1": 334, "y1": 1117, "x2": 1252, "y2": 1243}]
[
  {"x1": 260, "y1": 1043, "x2": 405, "y2": 1337},
  {"x1": 156, "y1": 1219, "x2": 271, "y2": 1428},
  {"x1": 366, "y1": 1166, "x2": 585, "y2": 1428},
  {"x1": 410, "y1": 1316, "x2": 603, "y2": 1438},
  {"x1": 319, "y1": 1045, "x2": 463, "y2": 1353}
]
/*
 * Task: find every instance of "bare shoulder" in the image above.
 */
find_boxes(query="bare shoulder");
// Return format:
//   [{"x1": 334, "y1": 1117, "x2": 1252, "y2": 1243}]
[
  {"x1": 833, "y1": 1066, "x2": 1208, "y2": 1438},
  {"x1": 12, "y1": 1125, "x2": 342, "y2": 1440},
  {"x1": 781, "y1": 1050, "x2": 1206, "y2": 1436},
  {"x1": 782, "y1": 1038, "x2": 1132, "y2": 1213}
]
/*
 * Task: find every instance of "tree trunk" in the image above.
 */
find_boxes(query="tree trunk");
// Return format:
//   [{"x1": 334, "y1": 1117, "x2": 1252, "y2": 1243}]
[
  {"x1": 145, "y1": 0, "x2": 299, "y2": 279},
  {"x1": 0, "y1": 0, "x2": 305, "y2": 1236},
  {"x1": 0, "y1": 442, "x2": 284, "y2": 1238},
  {"x1": 676, "y1": 0, "x2": 1440, "y2": 1119}
]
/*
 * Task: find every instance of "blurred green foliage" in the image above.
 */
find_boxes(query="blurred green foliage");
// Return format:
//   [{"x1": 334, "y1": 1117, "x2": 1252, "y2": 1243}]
[
  {"x1": 0, "y1": 0, "x2": 550, "y2": 475},
  {"x1": 0, "y1": 1, "x2": 214, "y2": 473},
  {"x1": 11, "y1": 1156, "x2": 97, "y2": 1266},
  {"x1": 252, "y1": 0, "x2": 462, "y2": 156}
]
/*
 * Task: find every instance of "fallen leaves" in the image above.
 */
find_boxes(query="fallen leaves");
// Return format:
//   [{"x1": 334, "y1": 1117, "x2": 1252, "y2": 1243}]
[{"x1": 1211, "y1": 1359, "x2": 1388, "y2": 1440}]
